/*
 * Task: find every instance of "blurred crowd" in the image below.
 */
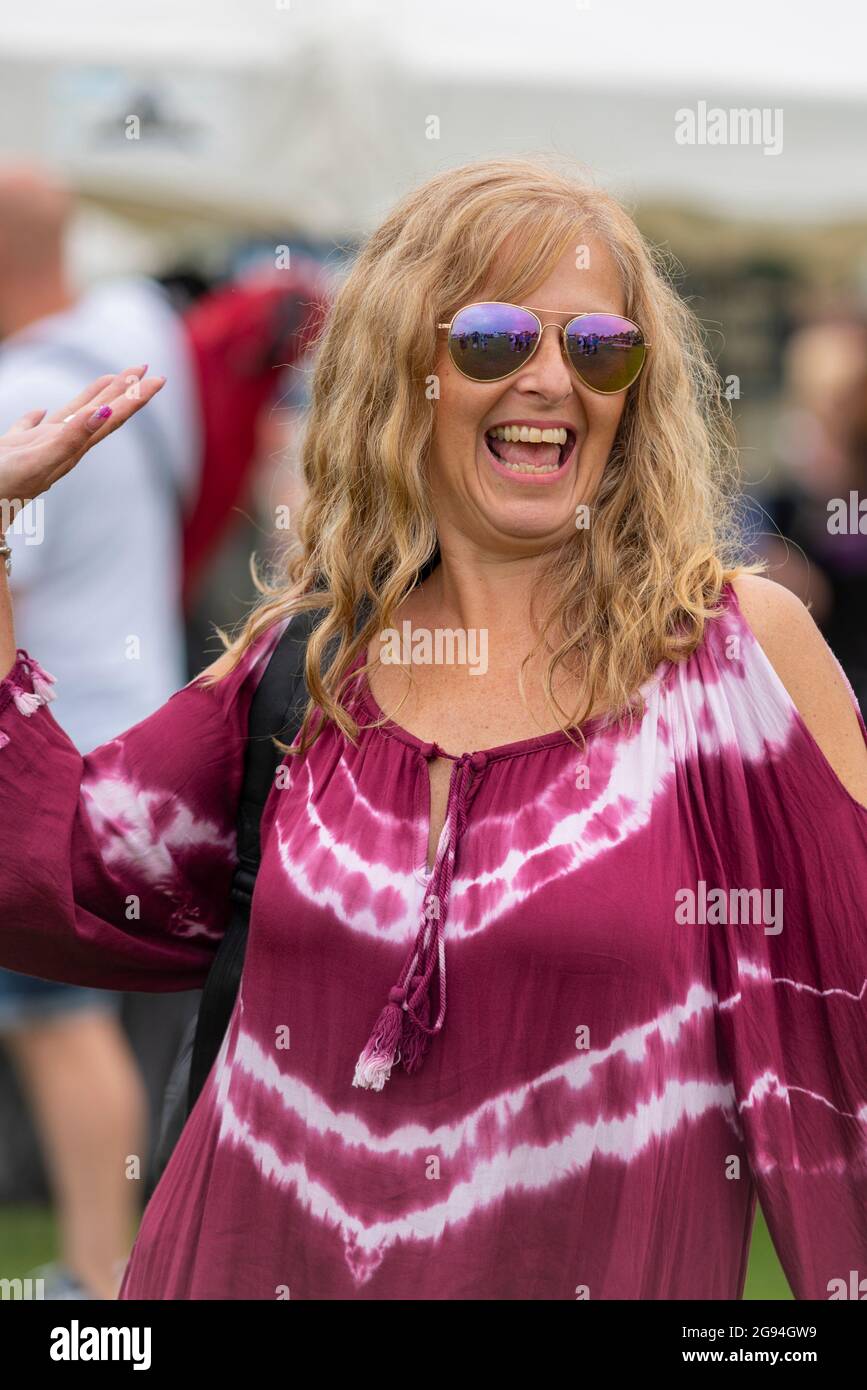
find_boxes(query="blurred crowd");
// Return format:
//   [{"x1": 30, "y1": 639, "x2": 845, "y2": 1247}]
[{"x1": 745, "y1": 318, "x2": 867, "y2": 713}]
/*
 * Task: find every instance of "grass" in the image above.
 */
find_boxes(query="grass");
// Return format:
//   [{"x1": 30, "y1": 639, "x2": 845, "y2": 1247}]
[
  {"x1": 742, "y1": 1207, "x2": 793, "y2": 1300},
  {"x1": 0, "y1": 1203, "x2": 58, "y2": 1280},
  {"x1": 0, "y1": 1201, "x2": 792, "y2": 1298}
]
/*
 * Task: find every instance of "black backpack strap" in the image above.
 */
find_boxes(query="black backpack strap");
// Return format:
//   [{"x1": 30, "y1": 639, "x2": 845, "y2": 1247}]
[{"x1": 186, "y1": 606, "x2": 324, "y2": 1110}]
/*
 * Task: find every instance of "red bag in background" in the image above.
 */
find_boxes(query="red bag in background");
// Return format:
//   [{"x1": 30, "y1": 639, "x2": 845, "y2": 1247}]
[{"x1": 180, "y1": 262, "x2": 331, "y2": 604}]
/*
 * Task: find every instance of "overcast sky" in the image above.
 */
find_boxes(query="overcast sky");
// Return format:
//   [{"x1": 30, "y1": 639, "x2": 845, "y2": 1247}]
[
  {"x1": 0, "y1": 0, "x2": 864, "y2": 98},
  {"x1": 379, "y1": 0, "x2": 867, "y2": 98}
]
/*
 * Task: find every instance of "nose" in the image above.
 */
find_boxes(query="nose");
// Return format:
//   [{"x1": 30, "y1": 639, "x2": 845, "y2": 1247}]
[{"x1": 515, "y1": 323, "x2": 573, "y2": 399}]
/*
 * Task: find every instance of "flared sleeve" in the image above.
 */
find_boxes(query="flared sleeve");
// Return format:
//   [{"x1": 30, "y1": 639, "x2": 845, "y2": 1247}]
[
  {"x1": 0, "y1": 619, "x2": 287, "y2": 991},
  {"x1": 703, "y1": 584, "x2": 867, "y2": 1299}
]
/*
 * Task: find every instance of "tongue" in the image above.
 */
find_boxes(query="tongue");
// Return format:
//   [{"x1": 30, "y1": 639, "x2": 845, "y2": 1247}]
[{"x1": 489, "y1": 436, "x2": 560, "y2": 469}]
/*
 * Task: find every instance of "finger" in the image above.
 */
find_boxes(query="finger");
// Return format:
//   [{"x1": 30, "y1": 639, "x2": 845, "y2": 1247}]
[
  {"x1": 37, "y1": 376, "x2": 163, "y2": 492},
  {"x1": 81, "y1": 376, "x2": 166, "y2": 444},
  {"x1": 63, "y1": 365, "x2": 151, "y2": 421},
  {"x1": 47, "y1": 376, "x2": 166, "y2": 482},
  {"x1": 46, "y1": 364, "x2": 148, "y2": 424},
  {"x1": 12, "y1": 407, "x2": 48, "y2": 430},
  {"x1": 45, "y1": 373, "x2": 119, "y2": 423}
]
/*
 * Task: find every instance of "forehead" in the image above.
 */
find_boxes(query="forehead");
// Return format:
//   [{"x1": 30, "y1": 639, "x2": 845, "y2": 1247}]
[{"x1": 478, "y1": 232, "x2": 625, "y2": 315}]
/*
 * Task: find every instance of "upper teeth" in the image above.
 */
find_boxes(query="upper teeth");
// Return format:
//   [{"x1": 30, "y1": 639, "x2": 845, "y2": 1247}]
[{"x1": 489, "y1": 426, "x2": 568, "y2": 444}]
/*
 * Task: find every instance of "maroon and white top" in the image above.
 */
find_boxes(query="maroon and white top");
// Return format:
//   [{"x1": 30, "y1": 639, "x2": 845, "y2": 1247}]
[{"x1": 0, "y1": 581, "x2": 865, "y2": 1299}]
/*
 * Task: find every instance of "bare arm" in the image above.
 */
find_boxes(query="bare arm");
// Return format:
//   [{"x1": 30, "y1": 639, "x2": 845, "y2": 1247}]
[{"x1": 0, "y1": 366, "x2": 166, "y2": 677}]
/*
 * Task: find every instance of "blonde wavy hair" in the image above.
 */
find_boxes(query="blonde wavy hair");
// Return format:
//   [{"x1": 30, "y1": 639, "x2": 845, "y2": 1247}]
[{"x1": 202, "y1": 153, "x2": 761, "y2": 753}]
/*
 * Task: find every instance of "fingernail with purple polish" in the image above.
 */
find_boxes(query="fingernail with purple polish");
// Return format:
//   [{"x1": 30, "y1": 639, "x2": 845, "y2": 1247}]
[{"x1": 86, "y1": 405, "x2": 113, "y2": 431}]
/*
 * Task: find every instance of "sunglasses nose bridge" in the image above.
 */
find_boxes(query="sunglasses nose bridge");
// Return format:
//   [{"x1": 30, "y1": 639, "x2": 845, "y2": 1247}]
[{"x1": 523, "y1": 320, "x2": 576, "y2": 380}]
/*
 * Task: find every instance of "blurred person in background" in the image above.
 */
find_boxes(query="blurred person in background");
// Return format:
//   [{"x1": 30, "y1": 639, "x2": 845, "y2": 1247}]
[
  {"x1": 0, "y1": 163, "x2": 201, "y2": 1298},
  {"x1": 0, "y1": 164, "x2": 331, "y2": 1296},
  {"x1": 178, "y1": 259, "x2": 330, "y2": 668},
  {"x1": 750, "y1": 318, "x2": 867, "y2": 712},
  {"x1": 249, "y1": 346, "x2": 317, "y2": 565}
]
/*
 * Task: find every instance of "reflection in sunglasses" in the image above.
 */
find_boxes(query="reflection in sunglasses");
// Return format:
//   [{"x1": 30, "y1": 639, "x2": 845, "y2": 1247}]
[
  {"x1": 568, "y1": 329, "x2": 642, "y2": 356},
  {"x1": 455, "y1": 328, "x2": 642, "y2": 358},
  {"x1": 456, "y1": 331, "x2": 537, "y2": 355}
]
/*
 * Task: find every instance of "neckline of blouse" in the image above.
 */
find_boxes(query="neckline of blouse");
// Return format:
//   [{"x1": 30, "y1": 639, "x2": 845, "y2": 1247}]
[
  {"x1": 331, "y1": 580, "x2": 738, "y2": 764},
  {"x1": 350, "y1": 647, "x2": 637, "y2": 764}
]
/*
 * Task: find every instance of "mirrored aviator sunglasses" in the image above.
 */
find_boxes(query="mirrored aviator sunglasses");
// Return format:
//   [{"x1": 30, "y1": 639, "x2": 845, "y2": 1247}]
[{"x1": 438, "y1": 301, "x2": 649, "y2": 394}]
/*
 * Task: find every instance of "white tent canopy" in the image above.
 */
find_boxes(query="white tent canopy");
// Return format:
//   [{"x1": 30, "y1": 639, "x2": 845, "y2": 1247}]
[{"x1": 0, "y1": 0, "x2": 864, "y2": 243}]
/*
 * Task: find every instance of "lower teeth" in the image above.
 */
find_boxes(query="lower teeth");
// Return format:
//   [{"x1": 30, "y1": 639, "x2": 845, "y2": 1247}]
[{"x1": 500, "y1": 459, "x2": 558, "y2": 474}]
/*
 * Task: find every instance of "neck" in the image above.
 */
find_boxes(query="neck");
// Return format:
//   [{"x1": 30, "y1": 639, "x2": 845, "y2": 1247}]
[
  {"x1": 411, "y1": 539, "x2": 558, "y2": 670},
  {"x1": 0, "y1": 270, "x2": 75, "y2": 340}
]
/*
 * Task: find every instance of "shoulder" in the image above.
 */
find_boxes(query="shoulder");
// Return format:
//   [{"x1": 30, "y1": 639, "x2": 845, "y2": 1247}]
[
  {"x1": 199, "y1": 646, "x2": 238, "y2": 683},
  {"x1": 194, "y1": 615, "x2": 293, "y2": 691},
  {"x1": 730, "y1": 573, "x2": 844, "y2": 717},
  {"x1": 729, "y1": 573, "x2": 867, "y2": 807}
]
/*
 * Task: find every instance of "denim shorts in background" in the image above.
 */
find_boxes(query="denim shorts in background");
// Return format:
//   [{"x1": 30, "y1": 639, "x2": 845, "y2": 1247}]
[{"x1": 0, "y1": 967, "x2": 120, "y2": 1033}]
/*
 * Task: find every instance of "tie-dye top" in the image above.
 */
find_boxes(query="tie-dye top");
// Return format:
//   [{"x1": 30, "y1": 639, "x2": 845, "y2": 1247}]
[{"x1": 1, "y1": 580, "x2": 866, "y2": 1301}]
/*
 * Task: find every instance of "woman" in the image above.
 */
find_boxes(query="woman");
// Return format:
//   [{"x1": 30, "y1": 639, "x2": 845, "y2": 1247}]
[{"x1": 0, "y1": 157, "x2": 865, "y2": 1301}]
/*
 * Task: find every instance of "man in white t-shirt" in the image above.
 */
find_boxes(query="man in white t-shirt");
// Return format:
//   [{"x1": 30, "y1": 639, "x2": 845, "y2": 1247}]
[{"x1": 0, "y1": 164, "x2": 201, "y2": 1299}]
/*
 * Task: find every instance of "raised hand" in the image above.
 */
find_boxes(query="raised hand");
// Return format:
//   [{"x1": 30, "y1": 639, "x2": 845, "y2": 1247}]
[{"x1": 0, "y1": 366, "x2": 166, "y2": 530}]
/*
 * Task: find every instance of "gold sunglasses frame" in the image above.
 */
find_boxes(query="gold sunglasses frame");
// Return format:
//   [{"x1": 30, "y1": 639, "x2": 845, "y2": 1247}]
[{"x1": 436, "y1": 301, "x2": 651, "y2": 394}]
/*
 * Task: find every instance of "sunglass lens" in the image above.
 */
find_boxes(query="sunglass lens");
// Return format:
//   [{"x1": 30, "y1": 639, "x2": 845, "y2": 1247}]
[
  {"x1": 564, "y1": 314, "x2": 646, "y2": 392},
  {"x1": 447, "y1": 303, "x2": 539, "y2": 382}
]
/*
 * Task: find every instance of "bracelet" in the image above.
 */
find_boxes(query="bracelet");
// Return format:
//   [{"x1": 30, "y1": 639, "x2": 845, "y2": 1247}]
[{"x1": 0, "y1": 534, "x2": 10, "y2": 577}]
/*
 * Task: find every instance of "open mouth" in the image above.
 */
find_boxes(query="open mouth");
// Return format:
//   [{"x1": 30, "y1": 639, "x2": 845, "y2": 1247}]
[{"x1": 483, "y1": 425, "x2": 577, "y2": 478}]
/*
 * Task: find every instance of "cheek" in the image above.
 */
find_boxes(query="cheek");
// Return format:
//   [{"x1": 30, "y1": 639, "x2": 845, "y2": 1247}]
[
  {"x1": 585, "y1": 393, "x2": 627, "y2": 443},
  {"x1": 432, "y1": 361, "x2": 496, "y2": 456},
  {"x1": 574, "y1": 397, "x2": 628, "y2": 501}
]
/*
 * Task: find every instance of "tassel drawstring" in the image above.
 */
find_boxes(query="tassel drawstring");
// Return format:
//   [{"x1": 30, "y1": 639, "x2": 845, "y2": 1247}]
[
  {"x1": 350, "y1": 986, "x2": 407, "y2": 1092},
  {"x1": 12, "y1": 687, "x2": 42, "y2": 716},
  {"x1": 351, "y1": 905, "x2": 439, "y2": 1091},
  {"x1": 1, "y1": 651, "x2": 58, "y2": 743},
  {"x1": 352, "y1": 753, "x2": 482, "y2": 1091},
  {"x1": 28, "y1": 655, "x2": 58, "y2": 704}
]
